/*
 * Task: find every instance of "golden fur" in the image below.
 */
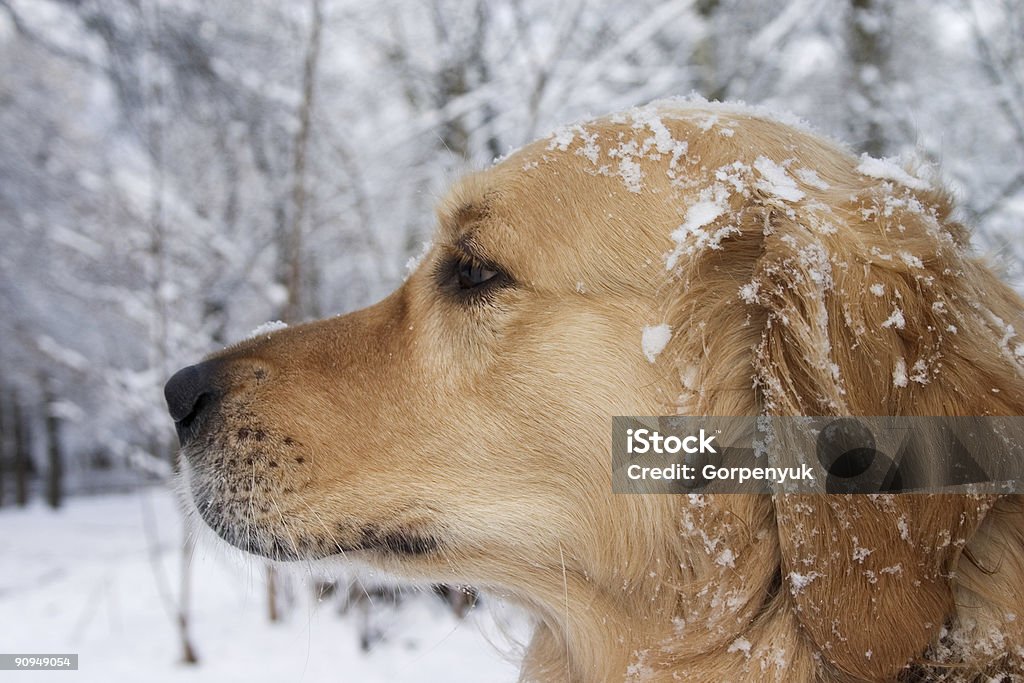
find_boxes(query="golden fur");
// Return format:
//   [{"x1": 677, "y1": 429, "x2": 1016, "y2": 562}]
[{"x1": 175, "y1": 102, "x2": 1024, "y2": 681}]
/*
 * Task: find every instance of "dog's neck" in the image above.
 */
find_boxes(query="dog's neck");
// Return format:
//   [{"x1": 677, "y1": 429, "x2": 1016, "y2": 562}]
[{"x1": 511, "y1": 495, "x2": 815, "y2": 682}]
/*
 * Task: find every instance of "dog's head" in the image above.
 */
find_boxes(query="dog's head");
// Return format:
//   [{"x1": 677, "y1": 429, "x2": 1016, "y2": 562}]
[{"x1": 166, "y1": 102, "x2": 1024, "y2": 680}]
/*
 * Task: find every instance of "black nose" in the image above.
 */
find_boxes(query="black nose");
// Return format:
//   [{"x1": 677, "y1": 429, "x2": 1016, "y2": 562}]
[{"x1": 164, "y1": 360, "x2": 222, "y2": 445}]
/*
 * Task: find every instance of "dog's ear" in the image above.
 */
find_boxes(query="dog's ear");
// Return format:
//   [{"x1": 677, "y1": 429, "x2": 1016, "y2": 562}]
[{"x1": 744, "y1": 178, "x2": 1024, "y2": 679}]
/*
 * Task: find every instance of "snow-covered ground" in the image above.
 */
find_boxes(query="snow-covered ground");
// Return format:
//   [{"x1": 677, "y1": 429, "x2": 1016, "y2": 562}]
[{"x1": 0, "y1": 489, "x2": 525, "y2": 682}]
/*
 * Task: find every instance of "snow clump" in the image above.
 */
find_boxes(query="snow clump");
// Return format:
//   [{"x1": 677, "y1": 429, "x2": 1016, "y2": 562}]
[
  {"x1": 641, "y1": 324, "x2": 673, "y2": 363},
  {"x1": 856, "y1": 154, "x2": 930, "y2": 191},
  {"x1": 665, "y1": 185, "x2": 735, "y2": 270},
  {"x1": 788, "y1": 571, "x2": 822, "y2": 595},
  {"x1": 753, "y1": 156, "x2": 805, "y2": 202},
  {"x1": 893, "y1": 357, "x2": 909, "y2": 387},
  {"x1": 881, "y1": 307, "x2": 906, "y2": 329}
]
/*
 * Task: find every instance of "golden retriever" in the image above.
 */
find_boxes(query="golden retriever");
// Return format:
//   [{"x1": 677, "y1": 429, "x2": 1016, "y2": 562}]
[{"x1": 165, "y1": 100, "x2": 1024, "y2": 681}]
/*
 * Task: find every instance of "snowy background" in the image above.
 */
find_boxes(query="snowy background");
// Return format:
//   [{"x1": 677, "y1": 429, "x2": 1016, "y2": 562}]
[{"x1": 0, "y1": 0, "x2": 1022, "y2": 681}]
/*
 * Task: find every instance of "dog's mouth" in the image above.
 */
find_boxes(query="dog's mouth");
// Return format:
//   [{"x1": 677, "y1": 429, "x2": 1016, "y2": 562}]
[
  {"x1": 196, "y1": 510, "x2": 440, "y2": 562},
  {"x1": 179, "y1": 455, "x2": 442, "y2": 562}
]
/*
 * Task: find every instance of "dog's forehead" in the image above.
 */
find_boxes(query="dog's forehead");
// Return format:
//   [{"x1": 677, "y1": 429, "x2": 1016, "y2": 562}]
[
  {"x1": 434, "y1": 121, "x2": 695, "y2": 289},
  {"x1": 432, "y1": 106, "x2": 862, "y2": 294}
]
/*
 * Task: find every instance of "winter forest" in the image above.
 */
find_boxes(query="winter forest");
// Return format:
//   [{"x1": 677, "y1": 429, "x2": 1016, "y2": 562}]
[{"x1": 1, "y1": 0, "x2": 1023, "y2": 680}]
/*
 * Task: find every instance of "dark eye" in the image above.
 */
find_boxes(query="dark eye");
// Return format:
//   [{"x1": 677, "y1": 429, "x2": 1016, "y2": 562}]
[
  {"x1": 456, "y1": 258, "x2": 499, "y2": 289},
  {"x1": 434, "y1": 250, "x2": 511, "y2": 301}
]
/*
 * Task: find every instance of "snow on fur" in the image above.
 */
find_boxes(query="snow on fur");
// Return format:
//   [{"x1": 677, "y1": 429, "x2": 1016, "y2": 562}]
[
  {"x1": 893, "y1": 357, "x2": 909, "y2": 387},
  {"x1": 795, "y1": 167, "x2": 829, "y2": 189},
  {"x1": 641, "y1": 324, "x2": 672, "y2": 362},
  {"x1": 666, "y1": 185, "x2": 736, "y2": 270},
  {"x1": 855, "y1": 154, "x2": 930, "y2": 191},
  {"x1": 753, "y1": 156, "x2": 805, "y2": 202},
  {"x1": 405, "y1": 240, "x2": 433, "y2": 276},
  {"x1": 246, "y1": 320, "x2": 288, "y2": 339},
  {"x1": 788, "y1": 571, "x2": 822, "y2": 594},
  {"x1": 881, "y1": 307, "x2": 906, "y2": 329}
]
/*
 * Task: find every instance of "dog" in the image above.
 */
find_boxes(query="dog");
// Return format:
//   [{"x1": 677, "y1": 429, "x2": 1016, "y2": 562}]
[{"x1": 165, "y1": 100, "x2": 1024, "y2": 681}]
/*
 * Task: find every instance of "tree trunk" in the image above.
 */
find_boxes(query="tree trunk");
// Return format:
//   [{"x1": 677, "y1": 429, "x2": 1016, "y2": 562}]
[
  {"x1": 268, "y1": 0, "x2": 324, "y2": 623},
  {"x1": 693, "y1": 0, "x2": 724, "y2": 100},
  {"x1": 178, "y1": 533, "x2": 199, "y2": 663},
  {"x1": 283, "y1": 0, "x2": 324, "y2": 325},
  {"x1": 13, "y1": 395, "x2": 30, "y2": 507},
  {"x1": 42, "y1": 380, "x2": 63, "y2": 509},
  {"x1": 266, "y1": 563, "x2": 279, "y2": 622},
  {"x1": 0, "y1": 387, "x2": 7, "y2": 508},
  {"x1": 847, "y1": 0, "x2": 892, "y2": 157}
]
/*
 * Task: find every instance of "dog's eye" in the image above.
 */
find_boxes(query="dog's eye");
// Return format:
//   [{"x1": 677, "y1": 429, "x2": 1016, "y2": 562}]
[
  {"x1": 456, "y1": 259, "x2": 499, "y2": 289},
  {"x1": 435, "y1": 251, "x2": 510, "y2": 301}
]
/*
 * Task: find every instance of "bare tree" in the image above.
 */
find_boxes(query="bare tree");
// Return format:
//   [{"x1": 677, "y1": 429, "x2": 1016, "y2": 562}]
[
  {"x1": 178, "y1": 533, "x2": 198, "y2": 663},
  {"x1": 965, "y1": 0, "x2": 1024, "y2": 220},
  {"x1": 283, "y1": 0, "x2": 324, "y2": 325},
  {"x1": 0, "y1": 386, "x2": 7, "y2": 508},
  {"x1": 693, "y1": 0, "x2": 723, "y2": 99},
  {"x1": 12, "y1": 394, "x2": 30, "y2": 507},
  {"x1": 846, "y1": 0, "x2": 893, "y2": 156},
  {"x1": 41, "y1": 377, "x2": 63, "y2": 509},
  {"x1": 266, "y1": 0, "x2": 326, "y2": 624}
]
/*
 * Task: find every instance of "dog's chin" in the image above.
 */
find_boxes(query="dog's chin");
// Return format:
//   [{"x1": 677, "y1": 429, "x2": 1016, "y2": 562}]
[
  {"x1": 175, "y1": 455, "x2": 443, "y2": 564},
  {"x1": 173, "y1": 471, "x2": 286, "y2": 561}
]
